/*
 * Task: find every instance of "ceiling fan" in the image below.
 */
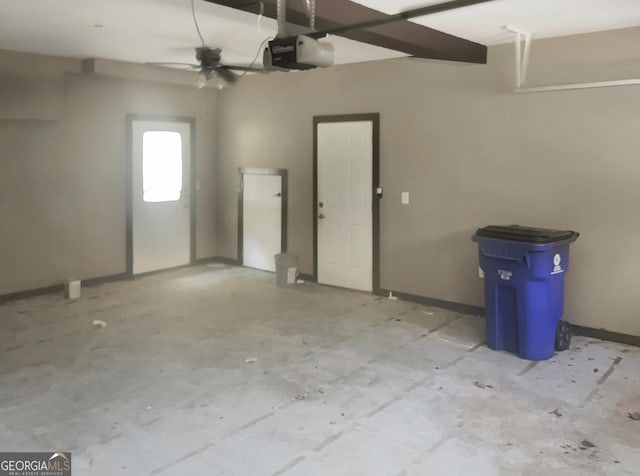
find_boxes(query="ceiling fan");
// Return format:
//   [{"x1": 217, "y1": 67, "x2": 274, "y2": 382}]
[
  {"x1": 147, "y1": 0, "x2": 266, "y2": 87},
  {"x1": 149, "y1": 46, "x2": 265, "y2": 87}
]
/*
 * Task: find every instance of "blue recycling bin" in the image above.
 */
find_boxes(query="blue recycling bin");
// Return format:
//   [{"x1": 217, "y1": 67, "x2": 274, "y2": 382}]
[{"x1": 472, "y1": 225, "x2": 579, "y2": 361}]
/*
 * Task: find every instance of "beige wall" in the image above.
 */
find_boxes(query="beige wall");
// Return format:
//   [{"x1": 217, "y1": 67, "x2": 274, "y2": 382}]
[
  {"x1": 215, "y1": 27, "x2": 640, "y2": 337},
  {"x1": 0, "y1": 51, "x2": 218, "y2": 295}
]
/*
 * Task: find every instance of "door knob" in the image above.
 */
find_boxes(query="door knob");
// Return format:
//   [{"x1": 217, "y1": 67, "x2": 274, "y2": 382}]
[{"x1": 318, "y1": 213, "x2": 326, "y2": 219}]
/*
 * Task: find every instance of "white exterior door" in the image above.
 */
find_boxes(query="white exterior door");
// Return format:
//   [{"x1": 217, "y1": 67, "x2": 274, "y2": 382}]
[
  {"x1": 131, "y1": 120, "x2": 191, "y2": 275},
  {"x1": 317, "y1": 121, "x2": 373, "y2": 291},
  {"x1": 243, "y1": 173, "x2": 282, "y2": 272}
]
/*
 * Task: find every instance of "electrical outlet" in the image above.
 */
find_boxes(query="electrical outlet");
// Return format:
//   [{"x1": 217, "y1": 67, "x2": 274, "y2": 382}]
[{"x1": 401, "y1": 192, "x2": 410, "y2": 205}]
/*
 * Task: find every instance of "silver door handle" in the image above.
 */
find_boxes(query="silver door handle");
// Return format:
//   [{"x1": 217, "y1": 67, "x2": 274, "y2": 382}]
[{"x1": 318, "y1": 213, "x2": 326, "y2": 219}]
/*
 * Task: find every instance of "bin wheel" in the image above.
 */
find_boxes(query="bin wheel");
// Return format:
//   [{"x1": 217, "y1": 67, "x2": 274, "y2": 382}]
[{"x1": 555, "y1": 320, "x2": 572, "y2": 351}]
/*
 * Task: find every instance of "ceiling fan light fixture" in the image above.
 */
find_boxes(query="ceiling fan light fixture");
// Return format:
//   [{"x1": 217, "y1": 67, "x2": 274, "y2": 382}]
[{"x1": 196, "y1": 73, "x2": 208, "y2": 90}]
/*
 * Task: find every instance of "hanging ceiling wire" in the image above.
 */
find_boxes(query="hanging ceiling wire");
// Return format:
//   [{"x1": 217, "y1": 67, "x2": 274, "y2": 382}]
[
  {"x1": 191, "y1": 0, "x2": 206, "y2": 47},
  {"x1": 257, "y1": 1, "x2": 265, "y2": 37}
]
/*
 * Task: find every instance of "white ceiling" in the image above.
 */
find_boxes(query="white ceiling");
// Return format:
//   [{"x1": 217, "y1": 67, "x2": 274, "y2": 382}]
[
  {"x1": 364, "y1": 0, "x2": 640, "y2": 44},
  {"x1": 0, "y1": 0, "x2": 639, "y2": 68}
]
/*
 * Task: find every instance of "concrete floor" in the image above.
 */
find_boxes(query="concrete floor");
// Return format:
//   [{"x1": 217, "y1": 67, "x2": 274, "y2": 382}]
[{"x1": 0, "y1": 264, "x2": 639, "y2": 475}]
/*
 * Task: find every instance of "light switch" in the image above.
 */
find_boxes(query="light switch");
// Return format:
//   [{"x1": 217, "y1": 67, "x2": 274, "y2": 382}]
[{"x1": 401, "y1": 192, "x2": 410, "y2": 205}]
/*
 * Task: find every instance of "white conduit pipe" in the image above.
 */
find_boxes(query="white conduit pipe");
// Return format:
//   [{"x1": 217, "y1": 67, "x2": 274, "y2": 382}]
[
  {"x1": 506, "y1": 25, "x2": 531, "y2": 88},
  {"x1": 516, "y1": 79, "x2": 640, "y2": 94},
  {"x1": 506, "y1": 25, "x2": 640, "y2": 94}
]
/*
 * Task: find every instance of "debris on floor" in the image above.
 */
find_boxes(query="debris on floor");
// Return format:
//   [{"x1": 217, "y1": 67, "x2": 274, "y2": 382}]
[
  {"x1": 4, "y1": 266, "x2": 640, "y2": 475},
  {"x1": 580, "y1": 439, "x2": 596, "y2": 449},
  {"x1": 92, "y1": 319, "x2": 107, "y2": 328},
  {"x1": 423, "y1": 310, "x2": 435, "y2": 316},
  {"x1": 387, "y1": 292, "x2": 398, "y2": 301},
  {"x1": 627, "y1": 412, "x2": 640, "y2": 421}
]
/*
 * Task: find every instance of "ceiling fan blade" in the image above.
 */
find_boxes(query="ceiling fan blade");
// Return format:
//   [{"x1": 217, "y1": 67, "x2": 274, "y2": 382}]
[
  {"x1": 307, "y1": 0, "x2": 494, "y2": 38},
  {"x1": 146, "y1": 62, "x2": 200, "y2": 69},
  {"x1": 222, "y1": 64, "x2": 267, "y2": 73},
  {"x1": 216, "y1": 66, "x2": 239, "y2": 83}
]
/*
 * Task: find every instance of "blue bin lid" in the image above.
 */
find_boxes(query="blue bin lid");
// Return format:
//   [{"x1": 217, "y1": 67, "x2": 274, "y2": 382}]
[{"x1": 475, "y1": 225, "x2": 579, "y2": 244}]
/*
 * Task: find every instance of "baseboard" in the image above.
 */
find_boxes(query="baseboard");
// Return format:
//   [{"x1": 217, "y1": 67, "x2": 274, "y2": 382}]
[
  {"x1": 374, "y1": 289, "x2": 639, "y2": 347},
  {"x1": 572, "y1": 325, "x2": 640, "y2": 348},
  {"x1": 375, "y1": 288, "x2": 485, "y2": 316},
  {"x1": 5, "y1": 268, "x2": 637, "y2": 348},
  {"x1": 130, "y1": 264, "x2": 195, "y2": 279},
  {"x1": 201, "y1": 258, "x2": 313, "y2": 280},
  {"x1": 83, "y1": 272, "x2": 129, "y2": 286},
  {"x1": 0, "y1": 272, "x2": 129, "y2": 304},
  {"x1": 193, "y1": 256, "x2": 219, "y2": 265},
  {"x1": 202, "y1": 256, "x2": 242, "y2": 266},
  {"x1": 0, "y1": 258, "x2": 240, "y2": 304},
  {"x1": 0, "y1": 284, "x2": 65, "y2": 304}
]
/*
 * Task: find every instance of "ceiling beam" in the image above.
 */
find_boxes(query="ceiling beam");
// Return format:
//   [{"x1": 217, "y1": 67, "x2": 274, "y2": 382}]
[{"x1": 204, "y1": 0, "x2": 488, "y2": 64}]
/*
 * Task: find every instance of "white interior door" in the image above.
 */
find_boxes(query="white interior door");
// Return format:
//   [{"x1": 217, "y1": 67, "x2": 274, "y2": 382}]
[
  {"x1": 132, "y1": 120, "x2": 191, "y2": 275},
  {"x1": 243, "y1": 173, "x2": 282, "y2": 272},
  {"x1": 317, "y1": 121, "x2": 373, "y2": 291}
]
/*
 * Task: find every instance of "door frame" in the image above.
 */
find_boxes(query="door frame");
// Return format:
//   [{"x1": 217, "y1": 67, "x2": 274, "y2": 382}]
[
  {"x1": 125, "y1": 114, "x2": 197, "y2": 277},
  {"x1": 313, "y1": 113, "x2": 381, "y2": 293},
  {"x1": 237, "y1": 167, "x2": 288, "y2": 265}
]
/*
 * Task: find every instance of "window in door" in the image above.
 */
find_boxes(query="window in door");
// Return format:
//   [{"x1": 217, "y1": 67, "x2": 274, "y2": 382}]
[{"x1": 142, "y1": 131, "x2": 183, "y2": 203}]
